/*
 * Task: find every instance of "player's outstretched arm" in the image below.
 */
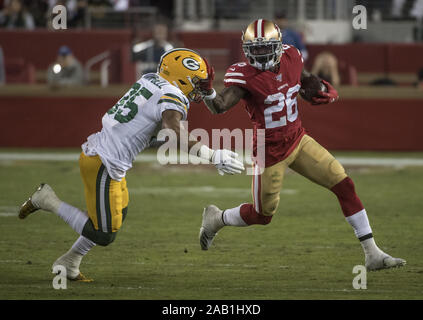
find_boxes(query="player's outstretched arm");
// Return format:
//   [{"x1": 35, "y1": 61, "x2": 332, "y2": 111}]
[
  {"x1": 203, "y1": 86, "x2": 248, "y2": 114},
  {"x1": 200, "y1": 57, "x2": 248, "y2": 114},
  {"x1": 161, "y1": 110, "x2": 244, "y2": 175}
]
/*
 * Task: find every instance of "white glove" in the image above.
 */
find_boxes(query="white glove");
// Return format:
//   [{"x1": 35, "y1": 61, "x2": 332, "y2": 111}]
[
  {"x1": 198, "y1": 145, "x2": 245, "y2": 175},
  {"x1": 211, "y1": 149, "x2": 245, "y2": 175}
]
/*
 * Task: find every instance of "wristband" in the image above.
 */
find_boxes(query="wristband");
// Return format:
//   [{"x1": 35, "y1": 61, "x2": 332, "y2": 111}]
[{"x1": 204, "y1": 89, "x2": 216, "y2": 100}]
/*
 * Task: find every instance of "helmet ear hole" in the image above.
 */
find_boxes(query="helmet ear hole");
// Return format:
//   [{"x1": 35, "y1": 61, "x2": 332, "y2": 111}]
[{"x1": 178, "y1": 79, "x2": 187, "y2": 85}]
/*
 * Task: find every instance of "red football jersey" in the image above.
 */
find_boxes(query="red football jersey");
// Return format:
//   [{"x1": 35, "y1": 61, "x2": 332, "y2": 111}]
[{"x1": 224, "y1": 44, "x2": 305, "y2": 167}]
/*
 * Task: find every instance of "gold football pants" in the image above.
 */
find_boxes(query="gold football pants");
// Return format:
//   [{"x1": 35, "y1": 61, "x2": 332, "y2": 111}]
[
  {"x1": 79, "y1": 152, "x2": 129, "y2": 233},
  {"x1": 252, "y1": 134, "x2": 347, "y2": 216}
]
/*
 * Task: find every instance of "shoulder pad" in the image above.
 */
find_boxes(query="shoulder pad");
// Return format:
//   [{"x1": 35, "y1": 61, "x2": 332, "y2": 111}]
[
  {"x1": 161, "y1": 83, "x2": 189, "y2": 106},
  {"x1": 224, "y1": 62, "x2": 257, "y2": 87},
  {"x1": 283, "y1": 44, "x2": 303, "y2": 62}
]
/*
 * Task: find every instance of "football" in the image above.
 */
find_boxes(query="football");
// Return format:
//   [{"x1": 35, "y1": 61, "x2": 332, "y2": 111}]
[{"x1": 299, "y1": 74, "x2": 327, "y2": 102}]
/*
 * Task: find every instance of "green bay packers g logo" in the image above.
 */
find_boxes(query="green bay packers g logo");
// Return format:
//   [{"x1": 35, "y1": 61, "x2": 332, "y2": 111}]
[{"x1": 182, "y1": 57, "x2": 200, "y2": 71}]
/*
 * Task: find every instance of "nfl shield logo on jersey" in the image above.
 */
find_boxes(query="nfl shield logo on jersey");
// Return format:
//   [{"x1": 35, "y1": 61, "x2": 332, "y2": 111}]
[{"x1": 276, "y1": 74, "x2": 282, "y2": 82}]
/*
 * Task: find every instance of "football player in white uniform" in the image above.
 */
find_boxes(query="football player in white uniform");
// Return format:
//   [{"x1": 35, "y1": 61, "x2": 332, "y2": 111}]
[{"x1": 18, "y1": 48, "x2": 244, "y2": 281}]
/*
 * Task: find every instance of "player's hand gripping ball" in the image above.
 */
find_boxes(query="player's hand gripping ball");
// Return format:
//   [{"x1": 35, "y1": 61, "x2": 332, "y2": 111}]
[{"x1": 300, "y1": 75, "x2": 339, "y2": 105}]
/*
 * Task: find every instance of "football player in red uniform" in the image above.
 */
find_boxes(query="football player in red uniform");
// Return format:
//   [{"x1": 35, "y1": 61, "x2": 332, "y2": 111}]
[{"x1": 198, "y1": 19, "x2": 405, "y2": 271}]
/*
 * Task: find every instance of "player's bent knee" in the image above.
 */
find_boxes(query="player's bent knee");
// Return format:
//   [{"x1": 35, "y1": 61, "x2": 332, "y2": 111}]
[
  {"x1": 82, "y1": 220, "x2": 118, "y2": 246},
  {"x1": 327, "y1": 159, "x2": 348, "y2": 188},
  {"x1": 331, "y1": 176, "x2": 356, "y2": 195},
  {"x1": 95, "y1": 231, "x2": 117, "y2": 246}
]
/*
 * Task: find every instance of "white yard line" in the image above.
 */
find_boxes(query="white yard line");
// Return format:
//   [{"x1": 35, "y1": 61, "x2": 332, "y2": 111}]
[
  {"x1": 0, "y1": 206, "x2": 18, "y2": 217},
  {"x1": 128, "y1": 186, "x2": 297, "y2": 196},
  {"x1": 1, "y1": 152, "x2": 423, "y2": 167},
  {"x1": 0, "y1": 212, "x2": 18, "y2": 217}
]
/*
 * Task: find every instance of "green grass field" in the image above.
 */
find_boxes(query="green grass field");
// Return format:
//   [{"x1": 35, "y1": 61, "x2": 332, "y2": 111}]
[{"x1": 0, "y1": 150, "x2": 422, "y2": 300}]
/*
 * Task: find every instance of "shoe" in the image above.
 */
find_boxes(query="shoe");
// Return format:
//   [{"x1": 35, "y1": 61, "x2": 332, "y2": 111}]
[
  {"x1": 19, "y1": 183, "x2": 61, "y2": 219},
  {"x1": 365, "y1": 251, "x2": 406, "y2": 271},
  {"x1": 52, "y1": 250, "x2": 93, "y2": 282},
  {"x1": 199, "y1": 205, "x2": 225, "y2": 250}
]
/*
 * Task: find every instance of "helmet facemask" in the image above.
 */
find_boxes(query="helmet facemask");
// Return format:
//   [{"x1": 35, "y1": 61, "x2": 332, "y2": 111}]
[
  {"x1": 158, "y1": 48, "x2": 208, "y2": 103},
  {"x1": 242, "y1": 39, "x2": 283, "y2": 71},
  {"x1": 242, "y1": 19, "x2": 284, "y2": 71},
  {"x1": 187, "y1": 76, "x2": 206, "y2": 103}
]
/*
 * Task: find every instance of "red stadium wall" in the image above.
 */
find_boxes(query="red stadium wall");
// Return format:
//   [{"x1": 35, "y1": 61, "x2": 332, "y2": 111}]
[
  {"x1": 1, "y1": 96, "x2": 422, "y2": 151},
  {"x1": 2, "y1": 30, "x2": 423, "y2": 77},
  {"x1": 1, "y1": 30, "x2": 422, "y2": 150}
]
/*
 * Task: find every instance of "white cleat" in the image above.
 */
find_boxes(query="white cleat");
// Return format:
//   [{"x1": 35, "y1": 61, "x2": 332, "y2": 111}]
[
  {"x1": 199, "y1": 205, "x2": 225, "y2": 250},
  {"x1": 19, "y1": 183, "x2": 62, "y2": 219},
  {"x1": 52, "y1": 250, "x2": 93, "y2": 282},
  {"x1": 365, "y1": 251, "x2": 406, "y2": 271}
]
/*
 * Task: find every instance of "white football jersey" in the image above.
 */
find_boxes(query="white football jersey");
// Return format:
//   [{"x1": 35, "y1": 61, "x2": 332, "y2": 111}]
[{"x1": 82, "y1": 73, "x2": 189, "y2": 181}]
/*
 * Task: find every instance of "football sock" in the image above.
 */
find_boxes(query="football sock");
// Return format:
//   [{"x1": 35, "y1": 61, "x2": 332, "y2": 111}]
[
  {"x1": 71, "y1": 235, "x2": 96, "y2": 256},
  {"x1": 222, "y1": 205, "x2": 248, "y2": 226},
  {"x1": 330, "y1": 177, "x2": 364, "y2": 217},
  {"x1": 345, "y1": 209, "x2": 373, "y2": 239},
  {"x1": 57, "y1": 202, "x2": 89, "y2": 235},
  {"x1": 239, "y1": 203, "x2": 273, "y2": 225},
  {"x1": 331, "y1": 177, "x2": 383, "y2": 255}
]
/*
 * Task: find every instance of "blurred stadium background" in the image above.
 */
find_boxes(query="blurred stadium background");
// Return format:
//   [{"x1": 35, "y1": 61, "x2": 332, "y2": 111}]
[
  {"x1": 0, "y1": 0, "x2": 422, "y2": 149},
  {"x1": 1, "y1": 0, "x2": 423, "y2": 300}
]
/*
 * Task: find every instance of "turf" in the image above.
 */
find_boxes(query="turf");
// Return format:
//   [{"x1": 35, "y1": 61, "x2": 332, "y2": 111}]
[{"x1": 0, "y1": 153, "x2": 422, "y2": 300}]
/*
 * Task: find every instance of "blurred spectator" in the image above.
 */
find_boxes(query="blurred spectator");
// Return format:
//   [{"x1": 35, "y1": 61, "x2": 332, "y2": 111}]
[
  {"x1": 24, "y1": 0, "x2": 49, "y2": 27},
  {"x1": 88, "y1": 0, "x2": 112, "y2": 7},
  {"x1": 0, "y1": 0, "x2": 35, "y2": 29},
  {"x1": 391, "y1": 0, "x2": 406, "y2": 18},
  {"x1": 311, "y1": 51, "x2": 341, "y2": 87},
  {"x1": 47, "y1": 45, "x2": 84, "y2": 87},
  {"x1": 111, "y1": 0, "x2": 128, "y2": 11},
  {"x1": 67, "y1": 0, "x2": 88, "y2": 28},
  {"x1": 131, "y1": 20, "x2": 173, "y2": 78},
  {"x1": 410, "y1": 0, "x2": 423, "y2": 19},
  {"x1": 46, "y1": 0, "x2": 88, "y2": 28},
  {"x1": 0, "y1": 46, "x2": 5, "y2": 85},
  {"x1": 274, "y1": 11, "x2": 308, "y2": 61},
  {"x1": 392, "y1": 0, "x2": 423, "y2": 19}
]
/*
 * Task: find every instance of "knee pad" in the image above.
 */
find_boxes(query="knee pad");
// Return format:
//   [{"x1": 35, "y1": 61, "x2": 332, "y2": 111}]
[
  {"x1": 94, "y1": 231, "x2": 117, "y2": 246},
  {"x1": 82, "y1": 220, "x2": 117, "y2": 246}
]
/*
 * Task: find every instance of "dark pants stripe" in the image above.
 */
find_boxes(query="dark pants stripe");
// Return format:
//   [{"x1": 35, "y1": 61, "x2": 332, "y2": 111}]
[
  {"x1": 95, "y1": 164, "x2": 105, "y2": 231},
  {"x1": 104, "y1": 174, "x2": 112, "y2": 233}
]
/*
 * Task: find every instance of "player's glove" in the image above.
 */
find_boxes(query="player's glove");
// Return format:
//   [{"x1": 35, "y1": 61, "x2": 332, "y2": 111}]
[
  {"x1": 312, "y1": 79, "x2": 339, "y2": 105},
  {"x1": 199, "y1": 57, "x2": 215, "y2": 98},
  {"x1": 198, "y1": 145, "x2": 244, "y2": 175},
  {"x1": 211, "y1": 149, "x2": 245, "y2": 175}
]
